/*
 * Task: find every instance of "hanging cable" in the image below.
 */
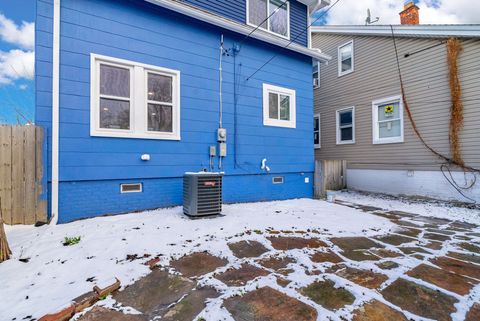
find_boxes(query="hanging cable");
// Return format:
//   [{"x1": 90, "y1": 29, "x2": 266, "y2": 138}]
[{"x1": 246, "y1": 0, "x2": 342, "y2": 81}]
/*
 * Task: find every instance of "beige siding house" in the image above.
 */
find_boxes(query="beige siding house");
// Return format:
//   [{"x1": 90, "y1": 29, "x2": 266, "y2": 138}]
[{"x1": 311, "y1": 25, "x2": 480, "y2": 202}]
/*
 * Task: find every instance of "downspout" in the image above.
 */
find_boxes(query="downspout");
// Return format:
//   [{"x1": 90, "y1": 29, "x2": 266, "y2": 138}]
[{"x1": 50, "y1": 0, "x2": 60, "y2": 225}]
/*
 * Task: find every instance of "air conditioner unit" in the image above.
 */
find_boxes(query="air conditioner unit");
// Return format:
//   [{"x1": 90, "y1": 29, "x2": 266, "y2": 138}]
[{"x1": 183, "y1": 172, "x2": 223, "y2": 217}]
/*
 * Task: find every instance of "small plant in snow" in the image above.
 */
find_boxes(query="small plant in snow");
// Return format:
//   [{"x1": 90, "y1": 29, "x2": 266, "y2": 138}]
[
  {"x1": 196, "y1": 318, "x2": 206, "y2": 321},
  {"x1": 63, "y1": 236, "x2": 81, "y2": 246}
]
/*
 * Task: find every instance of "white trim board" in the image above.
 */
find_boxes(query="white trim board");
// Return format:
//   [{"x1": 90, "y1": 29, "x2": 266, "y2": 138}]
[{"x1": 347, "y1": 168, "x2": 480, "y2": 203}]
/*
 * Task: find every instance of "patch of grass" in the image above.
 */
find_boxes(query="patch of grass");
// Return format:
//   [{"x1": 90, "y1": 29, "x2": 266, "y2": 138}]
[{"x1": 63, "y1": 236, "x2": 81, "y2": 246}]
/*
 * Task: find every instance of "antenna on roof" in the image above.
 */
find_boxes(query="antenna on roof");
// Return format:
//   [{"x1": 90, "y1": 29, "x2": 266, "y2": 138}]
[{"x1": 365, "y1": 8, "x2": 380, "y2": 25}]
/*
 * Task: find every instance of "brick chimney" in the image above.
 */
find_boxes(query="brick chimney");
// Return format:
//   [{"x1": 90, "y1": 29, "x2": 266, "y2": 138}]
[{"x1": 400, "y1": 1, "x2": 420, "y2": 25}]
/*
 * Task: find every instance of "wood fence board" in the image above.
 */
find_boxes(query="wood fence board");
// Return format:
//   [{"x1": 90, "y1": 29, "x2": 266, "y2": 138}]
[
  {"x1": 24, "y1": 126, "x2": 36, "y2": 224},
  {"x1": 11, "y1": 126, "x2": 26, "y2": 224},
  {"x1": 0, "y1": 126, "x2": 12, "y2": 224},
  {"x1": 314, "y1": 160, "x2": 347, "y2": 198}
]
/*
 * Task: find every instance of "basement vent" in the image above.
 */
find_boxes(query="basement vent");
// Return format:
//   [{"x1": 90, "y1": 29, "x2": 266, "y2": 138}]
[
  {"x1": 183, "y1": 173, "x2": 223, "y2": 217},
  {"x1": 120, "y1": 183, "x2": 143, "y2": 193},
  {"x1": 272, "y1": 176, "x2": 284, "y2": 184}
]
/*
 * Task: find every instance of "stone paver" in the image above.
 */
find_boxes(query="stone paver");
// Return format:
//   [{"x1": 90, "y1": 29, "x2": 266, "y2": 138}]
[
  {"x1": 228, "y1": 240, "x2": 269, "y2": 258},
  {"x1": 424, "y1": 233, "x2": 451, "y2": 242},
  {"x1": 458, "y1": 242, "x2": 480, "y2": 254},
  {"x1": 258, "y1": 255, "x2": 295, "y2": 272},
  {"x1": 431, "y1": 256, "x2": 480, "y2": 280},
  {"x1": 161, "y1": 287, "x2": 219, "y2": 321},
  {"x1": 170, "y1": 252, "x2": 228, "y2": 278},
  {"x1": 381, "y1": 278, "x2": 458, "y2": 321},
  {"x1": 342, "y1": 249, "x2": 381, "y2": 261},
  {"x1": 407, "y1": 264, "x2": 477, "y2": 295},
  {"x1": 113, "y1": 270, "x2": 194, "y2": 317},
  {"x1": 376, "y1": 261, "x2": 400, "y2": 270},
  {"x1": 300, "y1": 280, "x2": 355, "y2": 311},
  {"x1": 466, "y1": 303, "x2": 480, "y2": 321},
  {"x1": 224, "y1": 287, "x2": 317, "y2": 321},
  {"x1": 375, "y1": 234, "x2": 416, "y2": 246},
  {"x1": 447, "y1": 251, "x2": 480, "y2": 265},
  {"x1": 352, "y1": 300, "x2": 408, "y2": 321},
  {"x1": 396, "y1": 227, "x2": 422, "y2": 237},
  {"x1": 398, "y1": 247, "x2": 431, "y2": 255},
  {"x1": 369, "y1": 248, "x2": 403, "y2": 258},
  {"x1": 330, "y1": 237, "x2": 383, "y2": 251},
  {"x1": 310, "y1": 251, "x2": 343, "y2": 264},
  {"x1": 77, "y1": 307, "x2": 147, "y2": 321},
  {"x1": 215, "y1": 264, "x2": 269, "y2": 286},
  {"x1": 330, "y1": 265, "x2": 388, "y2": 289},
  {"x1": 424, "y1": 241, "x2": 443, "y2": 250},
  {"x1": 426, "y1": 228, "x2": 456, "y2": 236},
  {"x1": 268, "y1": 236, "x2": 327, "y2": 250}
]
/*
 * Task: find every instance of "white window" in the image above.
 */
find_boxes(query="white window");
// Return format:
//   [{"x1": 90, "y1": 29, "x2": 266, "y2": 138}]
[
  {"x1": 91, "y1": 54, "x2": 180, "y2": 140},
  {"x1": 338, "y1": 40, "x2": 354, "y2": 77},
  {"x1": 336, "y1": 107, "x2": 355, "y2": 144},
  {"x1": 372, "y1": 95, "x2": 404, "y2": 144},
  {"x1": 313, "y1": 60, "x2": 320, "y2": 88},
  {"x1": 247, "y1": 0, "x2": 290, "y2": 39},
  {"x1": 263, "y1": 84, "x2": 296, "y2": 128},
  {"x1": 314, "y1": 113, "x2": 320, "y2": 149}
]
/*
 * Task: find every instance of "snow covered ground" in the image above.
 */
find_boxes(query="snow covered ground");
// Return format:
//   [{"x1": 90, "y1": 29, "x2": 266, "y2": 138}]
[
  {"x1": 336, "y1": 190, "x2": 480, "y2": 225},
  {"x1": 1, "y1": 199, "x2": 394, "y2": 320}
]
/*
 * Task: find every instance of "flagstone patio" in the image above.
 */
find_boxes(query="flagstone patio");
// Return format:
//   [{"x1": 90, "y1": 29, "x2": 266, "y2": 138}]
[{"x1": 74, "y1": 201, "x2": 480, "y2": 321}]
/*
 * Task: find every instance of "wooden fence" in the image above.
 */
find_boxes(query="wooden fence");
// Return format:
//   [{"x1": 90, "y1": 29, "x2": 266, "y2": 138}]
[
  {"x1": 314, "y1": 160, "x2": 347, "y2": 198},
  {"x1": 0, "y1": 125, "x2": 47, "y2": 225}
]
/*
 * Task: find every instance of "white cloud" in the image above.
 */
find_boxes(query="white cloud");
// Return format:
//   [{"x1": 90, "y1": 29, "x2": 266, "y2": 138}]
[
  {"x1": 0, "y1": 49, "x2": 34, "y2": 85},
  {"x1": 0, "y1": 13, "x2": 34, "y2": 49},
  {"x1": 324, "y1": 0, "x2": 479, "y2": 25}
]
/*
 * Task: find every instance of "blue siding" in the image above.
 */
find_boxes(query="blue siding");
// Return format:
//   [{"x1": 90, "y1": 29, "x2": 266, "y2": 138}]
[
  {"x1": 182, "y1": 0, "x2": 308, "y2": 47},
  {"x1": 36, "y1": 0, "x2": 314, "y2": 222}
]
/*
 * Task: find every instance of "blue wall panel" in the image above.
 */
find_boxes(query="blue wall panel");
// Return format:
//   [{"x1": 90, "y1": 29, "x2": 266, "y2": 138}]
[{"x1": 36, "y1": 0, "x2": 315, "y2": 222}]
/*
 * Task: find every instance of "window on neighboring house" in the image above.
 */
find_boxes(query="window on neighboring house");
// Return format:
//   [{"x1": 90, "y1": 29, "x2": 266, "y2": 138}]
[
  {"x1": 263, "y1": 83, "x2": 296, "y2": 128},
  {"x1": 314, "y1": 113, "x2": 320, "y2": 149},
  {"x1": 313, "y1": 60, "x2": 320, "y2": 88},
  {"x1": 336, "y1": 107, "x2": 355, "y2": 144},
  {"x1": 91, "y1": 54, "x2": 180, "y2": 140},
  {"x1": 338, "y1": 40, "x2": 354, "y2": 76},
  {"x1": 247, "y1": 0, "x2": 290, "y2": 38},
  {"x1": 372, "y1": 95, "x2": 404, "y2": 144}
]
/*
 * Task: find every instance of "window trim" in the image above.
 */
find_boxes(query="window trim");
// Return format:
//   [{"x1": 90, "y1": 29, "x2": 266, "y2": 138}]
[
  {"x1": 372, "y1": 95, "x2": 404, "y2": 145},
  {"x1": 338, "y1": 40, "x2": 354, "y2": 77},
  {"x1": 313, "y1": 60, "x2": 320, "y2": 88},
  {"x1": 336, "y1": 106, "x2": 355, "y2": 145},
  {"x1": 90, "y1": 53, "x2": 181, "y2": 140},
  {"x1": 263, "y1": 83, "x2": 296, "y2": 128},
  {"x1": 246, "y1": 0, "x2": 291, "y2": 40},
  {"x1": 314, "y1": 112, "x2": 321, "y2": 149}
]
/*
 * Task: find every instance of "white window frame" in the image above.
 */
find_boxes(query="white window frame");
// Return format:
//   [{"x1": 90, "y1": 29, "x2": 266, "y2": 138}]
[
  {"x1": 338, "y1": 40, "x2": 354, "y2": 77},
  {"x1": 263, "y1": 83, "x2": 296, "y2": 128},
  {"x1": 313, "y1": 60, "x2": 320, "y2": 88},
  {"x1": 336, "y1": 106, "x2": 355, "y2": 145},
  {"x1": 246, "y1": 0, "x2": 291, "y2": 40},
  {"x1": 314, "y1": 112, "x2": 321, "y2": 149},
  {"x1": 372, "y1": 95, "x2": 404, "y2": 145},
  {"x1": 90, "y1": 53, "x2": 181, "y2": 140}
]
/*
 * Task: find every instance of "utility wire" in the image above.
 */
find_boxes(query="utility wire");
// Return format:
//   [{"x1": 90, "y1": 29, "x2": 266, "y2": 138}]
[{"x1": 246, "y1": 0, "x2": 342, "y2": 81}]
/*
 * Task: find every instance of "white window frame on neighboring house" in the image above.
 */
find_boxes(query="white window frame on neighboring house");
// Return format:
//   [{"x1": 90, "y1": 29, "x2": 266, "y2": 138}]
[
  {"x1": 338, "y1": 40, "x2": 354, "y2": 77},
  {"x1": 336, "y1": 106, "x2": 355, "y2": 145},
  {"x1": 313, "y1": 60, "x2": 320, "y2": 88},
  {"x1": 246, "y1": 0, "x2": 291, "y2": 40},
  {"x1": 90, "y1": 54, "x2": 181, "y2": 140},
  {"x1": 372, "y1": 95, "x2": 404, "y2": 144},
  {"x1": 314, "y1": 112, "x2": 321, "y2": 149},
  {"x1": 263, "y1": 83, "x2": 296, "y2": 128}
]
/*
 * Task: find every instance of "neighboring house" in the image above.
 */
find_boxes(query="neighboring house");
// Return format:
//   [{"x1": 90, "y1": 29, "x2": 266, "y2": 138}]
[
  {"x1": 310, "y1": 4, "x2": 480, "y2": 202},
  {"x1": 35, "y1": 0, "x2": 331, "y2": 223}
]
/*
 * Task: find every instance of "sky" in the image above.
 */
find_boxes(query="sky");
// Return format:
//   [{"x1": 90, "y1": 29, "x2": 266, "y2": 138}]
[{"x1": 0, "y1": 0, "x2": 478, "y2": 124}]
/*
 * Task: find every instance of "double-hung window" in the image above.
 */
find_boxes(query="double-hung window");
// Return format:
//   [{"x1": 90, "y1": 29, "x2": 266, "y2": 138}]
[
  {"x1": 336, "y1": 107, "x2": 355, "y2": 144},
  {"x1": 338, "y1": 40, "x2": 354, "y2": 76},
  {"x1": 314, "y1": 113, "x2": 320, "y2": 149},
  {"x1": 91, "y1": 54, "x2": 180, "y2": 140},
  {"x1": 313, "y1": 60, "x2": 320, "y2": 88},
  {"x1": 247, "y1": 0, "x2": 290, "y2": 38},
  {"x1": 263, "y1": 84, "x2": 296, "y2": 128},
  {"x1": 372, "y1": 95, "x2": 404, "y2": 144}
]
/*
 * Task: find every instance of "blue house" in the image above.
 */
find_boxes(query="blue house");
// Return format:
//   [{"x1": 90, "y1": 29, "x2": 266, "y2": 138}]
[{"x1": 35, "y1": 0, "x2": 331, "y2": 223}]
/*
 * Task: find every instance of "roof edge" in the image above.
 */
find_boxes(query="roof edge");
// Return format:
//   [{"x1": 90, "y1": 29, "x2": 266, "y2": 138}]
[
  {"x1": 310, "y1": 25, "x2": 480, "y2": 38},
  {"x1": 145, "y1": 0, "x2": 331, "y2": 62}
]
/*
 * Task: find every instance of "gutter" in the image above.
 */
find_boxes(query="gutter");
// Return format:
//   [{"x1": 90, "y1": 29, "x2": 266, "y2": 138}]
[
  {"x1": 50, "y1": 0, "x2": 60, "y2": 225},
  {"x1": 145, "y1": 0, "x2": 331, "y2": 62}
]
